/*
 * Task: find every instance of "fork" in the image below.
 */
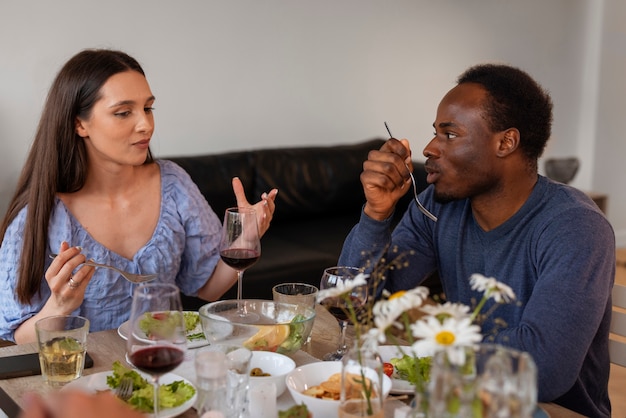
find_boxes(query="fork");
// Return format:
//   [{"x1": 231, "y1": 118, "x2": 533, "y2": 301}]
[
  {"x1": 115, "y1": 375, "x2": 134, "y2": 401},
  {"x1": 49, "y1": 254, "x2": 158, "y2": 284},
  {"x1": 384, "y1": 122, "x2": 438, "y2": 222}
]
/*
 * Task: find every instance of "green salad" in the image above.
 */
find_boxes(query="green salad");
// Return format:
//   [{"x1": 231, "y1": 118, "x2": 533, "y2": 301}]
[
  {"x1": 106, "y1": 361, "x2": 195, "y2": 413},
  {"x1": 390, "y1": 354, "x2": 432, "y2": 387},
  {"x1": 139, "y1": 311, "x2": 205, "y2": 342}
]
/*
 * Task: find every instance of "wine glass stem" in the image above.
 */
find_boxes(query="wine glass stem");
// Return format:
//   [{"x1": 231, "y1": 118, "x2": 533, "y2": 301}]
[
  {"x1": 236, "y1": 270, "x2": 244, "y2": 300},
  {"x1": 152, "y1": 376, "x2": 160, "y2": 418},
  {"x1": 338, "y1": 319, "x2": 348, "y2": 355}
]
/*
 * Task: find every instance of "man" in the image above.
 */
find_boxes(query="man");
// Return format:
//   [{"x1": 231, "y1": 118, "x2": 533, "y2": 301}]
[{"x1": 339, "y1": 64, "x2": 614, "y2": 417}]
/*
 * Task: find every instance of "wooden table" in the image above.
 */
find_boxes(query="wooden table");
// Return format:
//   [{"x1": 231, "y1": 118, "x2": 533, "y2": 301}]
[{"x1": 0, "y1": 305, "x2": 584, "y2": 417}]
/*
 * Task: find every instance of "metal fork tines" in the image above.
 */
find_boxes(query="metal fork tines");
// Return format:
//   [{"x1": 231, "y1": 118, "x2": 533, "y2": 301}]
[
  {"x1": 49, "y1": 254, "x2": 157, "y2": 284},
  {"x1": 116, "y1": 375, "x2": 134, "y2": 401},
  {"x1": 384, "y1": 121, "x2": 438, "y2": 222}
]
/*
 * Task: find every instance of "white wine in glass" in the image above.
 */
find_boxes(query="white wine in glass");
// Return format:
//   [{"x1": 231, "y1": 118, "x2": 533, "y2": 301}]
[
  {"x1": 126, "y1": 283, "x2": 187, "y2": 418},
  {"x1": 219, "y1": 207, "x2": 261, "y2": 321}
]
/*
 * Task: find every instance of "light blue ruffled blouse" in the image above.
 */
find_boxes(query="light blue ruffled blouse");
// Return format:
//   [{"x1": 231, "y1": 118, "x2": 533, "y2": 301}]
[{"x1": 0, "y1": 160, "x2": 222, "y2": 341}]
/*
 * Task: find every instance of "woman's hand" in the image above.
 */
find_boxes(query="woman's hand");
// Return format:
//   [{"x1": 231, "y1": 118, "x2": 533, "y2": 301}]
[
  {"x1": 44, "y1": 242, "x2": 95, "y2": 313},
  {"x1": 231, "y1": 177, "x2": 278, "y2": 237}
]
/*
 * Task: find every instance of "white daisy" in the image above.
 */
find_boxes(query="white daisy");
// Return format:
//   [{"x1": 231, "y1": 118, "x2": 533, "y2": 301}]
[
  {"x1": 316, "y1": 273, "x2": 369, "y2": 302},
  {"x1": 469, "y1": 273, "x2": 516, "y2": 303},
  {"x1": 419, "y1": 302, "x2": 471, "y2": 323},
  {"x1": 409, "y1": 316, "x2": 482, "y2": 358},
  {"x1": 372, "y1": 287, "x2": 429, "y2": 332}
]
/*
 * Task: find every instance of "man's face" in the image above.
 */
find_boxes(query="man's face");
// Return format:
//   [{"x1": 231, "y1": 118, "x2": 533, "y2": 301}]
[{"x1": 423, "y1": 83, "x2": 503, "y2": 203}]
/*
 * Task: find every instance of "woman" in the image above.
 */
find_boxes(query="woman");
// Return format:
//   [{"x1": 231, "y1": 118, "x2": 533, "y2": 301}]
[{"x1": 0, "y1": 49, "x2": 277, "y2": 343}]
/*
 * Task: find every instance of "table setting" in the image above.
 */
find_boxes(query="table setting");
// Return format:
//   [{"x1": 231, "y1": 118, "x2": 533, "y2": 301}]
[{"x1": 0, "y1": 273, "x2": 586, "y2": 418}]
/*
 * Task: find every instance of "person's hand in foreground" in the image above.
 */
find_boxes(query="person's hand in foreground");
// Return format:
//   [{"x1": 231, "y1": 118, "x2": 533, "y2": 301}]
[{"x1": 19, "y1": 390, "x2": 145, "y2": 418}]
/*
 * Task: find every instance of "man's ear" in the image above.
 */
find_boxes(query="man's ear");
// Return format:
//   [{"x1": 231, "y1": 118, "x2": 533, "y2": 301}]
[
  {"x1": 75, "y1": 117, "x2": 88, "y2": 138},
  {"x1": 497, "y1": 128, "x2": 520, "y2": 157}
]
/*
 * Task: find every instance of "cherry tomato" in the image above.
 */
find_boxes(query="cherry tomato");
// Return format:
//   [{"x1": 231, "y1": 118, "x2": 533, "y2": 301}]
[{"x1": 383, "y1": 362, "x2": 394, "y2": 377}]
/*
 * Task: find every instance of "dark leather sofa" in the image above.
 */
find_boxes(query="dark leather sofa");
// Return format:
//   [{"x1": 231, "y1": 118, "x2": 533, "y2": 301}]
[{"x1": 164, "y1": 138, "x2": 430, "y2": 310}]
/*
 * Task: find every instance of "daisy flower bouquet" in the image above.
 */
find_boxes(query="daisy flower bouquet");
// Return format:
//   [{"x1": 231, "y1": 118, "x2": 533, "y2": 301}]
[{"x1": 368, "y1": 273, "x2": 519, "y2": 416}]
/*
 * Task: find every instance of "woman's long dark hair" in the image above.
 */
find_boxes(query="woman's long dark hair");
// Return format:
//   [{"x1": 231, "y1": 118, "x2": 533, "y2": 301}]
[{"x1": 0, "y1": 49, "x2": 154, "y2": 304}]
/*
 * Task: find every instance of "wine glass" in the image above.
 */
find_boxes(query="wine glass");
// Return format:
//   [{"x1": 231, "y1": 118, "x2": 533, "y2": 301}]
[
  {"x1": 219, "y1": 207, "x2": 261, "y2": 321},
  {"x1": 319, "y1": 266, "x2": 368, "y2": 361},
  {"x1": 126, "y1": 283, "x2": 187, "y2": 418}
]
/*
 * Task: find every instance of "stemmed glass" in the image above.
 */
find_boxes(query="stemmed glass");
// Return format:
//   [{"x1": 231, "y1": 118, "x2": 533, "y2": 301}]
[
  {"x1": 319, "y1": 266, "x2": 368, "y2": 361},
  {"x1": 219, "y1": 207, "x2": 261, "y2": 321},
  {"x1": 126, "y1": 283, "x2": 187, "y2": 418}
]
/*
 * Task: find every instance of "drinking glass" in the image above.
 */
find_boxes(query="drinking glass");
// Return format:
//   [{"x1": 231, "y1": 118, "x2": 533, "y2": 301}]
[
  {"x1": 428, "y1": 343, "x2": 537, "y2": 418},
  {"x1": 196, "y1": 344, "x2": 253, "y2": 418},
  {"x1": 319, "y1": 266, "x2": 367, "y2": 361},
  {"x1": 126, "y1": 283, "x2": 187, "y2": 418},
  {"x1": 219, "y1": 207, "x2": 261, "y2": 321},
  {"x1": 35, "y1": 315, "x2": 89, "y2": 387},
  {"x1": 272, "y1": 283, "x2": 319, "y2": 310}
]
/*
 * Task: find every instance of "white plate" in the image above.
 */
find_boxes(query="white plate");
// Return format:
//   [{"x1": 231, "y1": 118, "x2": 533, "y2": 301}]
[
  {"x1": 63, "y1": 371, "x2": 197, "y2": 418},
  {"x1": 117, "y1": 311, "x2": 208, "y2": 349},
  {"x1": 378, "y1": 345, "x2": 419, "y2": 395}
]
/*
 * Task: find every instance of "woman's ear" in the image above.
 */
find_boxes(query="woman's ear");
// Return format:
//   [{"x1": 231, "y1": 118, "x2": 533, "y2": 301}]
[
  {"x1": 497, "y1": 128, "x2": 520, "y2": 157},
  {"x1": 75, "y1": 117, "x2": 88, "y2": 138}
]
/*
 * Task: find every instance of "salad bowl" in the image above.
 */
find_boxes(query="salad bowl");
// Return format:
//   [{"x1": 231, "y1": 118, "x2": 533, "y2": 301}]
[{"x1": 199, "y1": 299, "x2": 315, "y2": 355}]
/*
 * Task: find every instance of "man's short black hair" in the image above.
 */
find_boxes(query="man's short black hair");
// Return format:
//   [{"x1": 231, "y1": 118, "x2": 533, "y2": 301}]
[{"x1": 458, "y1": 64, "x2": 553, "y2": 163}]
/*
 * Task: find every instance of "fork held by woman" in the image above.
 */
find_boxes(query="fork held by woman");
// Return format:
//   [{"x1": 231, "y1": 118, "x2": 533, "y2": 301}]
[{"x1": 49, "y1": 254, "x2": 157, "y2": 284}]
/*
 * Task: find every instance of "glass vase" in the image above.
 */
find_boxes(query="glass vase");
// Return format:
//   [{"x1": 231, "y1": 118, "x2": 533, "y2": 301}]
[
  {"x1": 339, "y1": 342, "x2": 385, "y2": 418},
  {"x1": 427, "y1": 343, "x2": 537, "y2": 418}
]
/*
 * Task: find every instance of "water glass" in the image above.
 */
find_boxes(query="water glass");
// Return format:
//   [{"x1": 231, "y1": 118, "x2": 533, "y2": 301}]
[
  {"x1": 35, "y1": 315, "x2": 90, "y2": 387},
  {"x1": 196, "y1": 344, "x2": 252, "y2": 418},
  {"x1": 428, "y1": 343, "x2": 537, "y2": 418},
  {"x1": 272, "y1": 283, "x2": 319, "y2": 310}
]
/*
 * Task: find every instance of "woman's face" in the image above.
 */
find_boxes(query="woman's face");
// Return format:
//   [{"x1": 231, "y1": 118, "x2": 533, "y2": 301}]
[{"x1": 75, "y1": 70, "x2": 155, "y2": 167}]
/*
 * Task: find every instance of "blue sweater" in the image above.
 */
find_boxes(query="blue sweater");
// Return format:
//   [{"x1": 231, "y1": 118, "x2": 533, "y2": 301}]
[{"x1": 339, "y1": 176, "x2": 614, "y2": 417}]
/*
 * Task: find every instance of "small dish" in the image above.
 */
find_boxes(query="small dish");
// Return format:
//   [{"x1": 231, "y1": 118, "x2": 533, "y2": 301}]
[
  {"x1": 117, "y1": 311, "x2": 207, "y2": 349},
  {"x1": 64, "y1": 371, "x2": 196, "y2": 418},
  {"x1": 286, "y1": 361, "x2": 391, "y2": 418},
  {"x1": 249, "y1": 351, "x2": 296, "y2": 397}
]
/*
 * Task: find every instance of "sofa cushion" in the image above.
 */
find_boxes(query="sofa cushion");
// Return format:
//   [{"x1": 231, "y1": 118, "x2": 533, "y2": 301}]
[
  {"x1": 167, "y1": 151, "x2": 255, "y2": 219},
  {"x1": 253, "y1": 139, "x2": 383, "y2": 221}
]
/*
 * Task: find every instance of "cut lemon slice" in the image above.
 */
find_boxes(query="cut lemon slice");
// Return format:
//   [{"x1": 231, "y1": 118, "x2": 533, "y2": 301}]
[{"x1": 243, "y1": 325, "x2": 290, "y2": 349}]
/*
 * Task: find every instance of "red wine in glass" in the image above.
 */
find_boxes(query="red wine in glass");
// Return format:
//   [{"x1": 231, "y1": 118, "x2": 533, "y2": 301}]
[
  {"x1": 128, "y1": 346, "x2": 185, "y2": 376},
  {"x1": 319, "y1": 266, "x2": 368, "y2": 361},
  {"x1": 220, "y1": 248, "x2": 260, "y2": 270},
  {"x1": 322, "y1": 295, "x2": 366, "y2": 322},
  {"x1": 126, "y1": 283, "x2": 187, "y2": 418},
  {"x1": 219, "y1": 207, "x2": 261, "y2": 321}
]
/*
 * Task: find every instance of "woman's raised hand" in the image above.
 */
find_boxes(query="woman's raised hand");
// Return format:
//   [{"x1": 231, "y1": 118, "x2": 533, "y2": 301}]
[{"x1": 231, "y1": 177, "x2": 278, "y2": 237}]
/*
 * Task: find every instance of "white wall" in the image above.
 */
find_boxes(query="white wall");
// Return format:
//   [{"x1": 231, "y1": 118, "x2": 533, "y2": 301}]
[{"x1": 2, "y1": 0, "x2": 623, "y2": 244}]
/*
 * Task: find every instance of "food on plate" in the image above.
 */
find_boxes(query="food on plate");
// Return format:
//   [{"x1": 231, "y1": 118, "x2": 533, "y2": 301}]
[
  {"x1": 383, "y1": 362, "x2": 394, "y2": 377},
  {"x1": 278, "y1": 403, "x2": 312, "y2": 418},
  {"x1": 250, "y1": 367, "x2": 271, "y2": 377},
  {"x1": 106, "y1": 361, "x2": 195, "y2": 413},
  {"x1": 243, "y1": 314, "x2": 308, "y2": 354},
  {"x1": 389, "y1": 354, "x2": 432, "y2": 386},
  {"x1": 139, "y1": 311, "x2": 205, "y2": 342},
  {"x1": 182, "y1": 312, "x2": 205, "y2": 341},
  {"x1": 183, "y1": 311, "x2": 199, "y2": 331},
  {"x1": 138, "y1": 311, "x2": 183, "y2": 340},
  {"x1": 302, "y1": 372, "x2": 377, "y2": 400}
]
